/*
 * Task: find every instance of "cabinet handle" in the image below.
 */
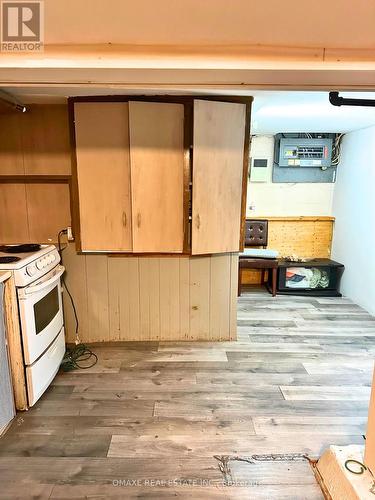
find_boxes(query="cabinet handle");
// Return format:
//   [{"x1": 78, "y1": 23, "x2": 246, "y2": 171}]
[
  {"x1": 137, "y1": 213, "x2": 141, "y2": 228},
  {"x1": 195, "y1": 214, "x2": 201, "y2": 229},
  {"x1": 122, "y1": 212, "x2": 127, "y2": 228}
]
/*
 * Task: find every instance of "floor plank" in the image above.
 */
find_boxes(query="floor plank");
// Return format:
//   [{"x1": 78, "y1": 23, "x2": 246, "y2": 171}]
[{"x1": 2, "y1": 288, "x2": 373, "y2": 499}]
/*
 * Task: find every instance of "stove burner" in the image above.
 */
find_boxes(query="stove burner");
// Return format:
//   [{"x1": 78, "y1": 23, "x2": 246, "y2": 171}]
[
  {"x1": 0, "y1": 243, "x2": 41, "y2": 254},
  {"x1": 0, "y1": 256, "x2": 21, "y2": 264}
]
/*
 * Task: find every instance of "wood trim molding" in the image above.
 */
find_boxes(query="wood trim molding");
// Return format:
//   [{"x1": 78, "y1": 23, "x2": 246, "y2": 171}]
[
  {"x1": 67, "y1": 98, "x2": 83, "y2": 252},
  {"x1": 0, "y1": 175, "x2": 70, "y2": 183},
  {"x1": 248, "y1": 216, "x2": 335, "y2": 221},
  {"x1": 3, "y1": 276, "x2": 28, "y2": 411}
]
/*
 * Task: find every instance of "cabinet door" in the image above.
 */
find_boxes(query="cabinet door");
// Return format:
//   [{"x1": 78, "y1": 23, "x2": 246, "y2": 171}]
[
  {"x1": 192, "y1": 100, "x2": 246, "y2": 255},
  {"x1": 26, "y1": 184, "x2": 71, "y2": 243},
  {"x1": 21, "y1": 105, "x2": 71, "y2": 175},
  {"x1": 0, "y1": 184, "x2": 29, "y2": 243},
  {"x1": 74, "y1": 102, "x2": 132, "y2": 252},
  {"x1": 0, "y1": 113, "x2": 24, "y2": 175},
  {"x1": 129, "y1": 101, "x2": 184, "y2": 253}
]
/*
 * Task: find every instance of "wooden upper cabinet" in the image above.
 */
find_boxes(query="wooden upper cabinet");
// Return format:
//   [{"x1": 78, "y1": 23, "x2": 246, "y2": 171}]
[
  {"x1": 192, "y1": 100, "x2": 247, "y2": 255},
  {"x1": 0, "y1": 113, "x2": 24, "y2": 175},
  {"x1": 74, "y1": 102, "x2": 132, "y2": 252},
  {"x1": 129, "y1": 101, "x2": 185, "y2": 253},
  {"x1": 21, "y1": 105, "x2": 71, "y2": 175}
]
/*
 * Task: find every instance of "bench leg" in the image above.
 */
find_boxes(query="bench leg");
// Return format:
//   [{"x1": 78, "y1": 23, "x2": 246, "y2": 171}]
[
  {"x1": 261, "y1": 269, "x2": 265, "y2": 284},
  {"x1": 272, "y1": 267, "x2": 277, "y2": 297}
]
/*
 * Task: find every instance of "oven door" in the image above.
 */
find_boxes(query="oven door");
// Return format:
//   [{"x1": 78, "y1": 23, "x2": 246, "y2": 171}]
[{"x1": 18, "y1": 265, "x2": 65, "y2": 365}]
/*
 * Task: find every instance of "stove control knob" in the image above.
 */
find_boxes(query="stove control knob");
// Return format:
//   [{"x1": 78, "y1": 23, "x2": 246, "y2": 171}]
[
  {"x1": 50, "y1": 254, "x2": 56, "y2": 262},
  {"x1": 26, "y1": 264, "x2": 37, "y2": 276},
  {"x1": 36, "y1": 260, "x2": 44, "y2": 270}
]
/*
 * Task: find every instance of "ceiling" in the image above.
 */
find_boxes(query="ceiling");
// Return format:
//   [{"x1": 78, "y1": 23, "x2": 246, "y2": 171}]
[
  {"x1": 251, "y1": 91, "x2": 375, "y2": 134},
  {"x1": 39, "y1": 0, "x2": 375, "y2": 48}
]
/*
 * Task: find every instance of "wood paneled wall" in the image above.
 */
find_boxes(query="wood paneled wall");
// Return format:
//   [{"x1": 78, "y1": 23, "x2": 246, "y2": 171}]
[
  {"x1": 0, "y1": 105, "x2": 71, "y2": 176},
  {"x1": 243, "y1": 216, "x2": 334, "y2": 284},
  {"x1": 62, "y1": 243, "x2": 238, "y2": 342},
  {"x1": 0, "y1": 105, "x2": 71, "y2": 243},
  {"x1": 0, "y1": 183, "x2": 71, "y2": 244}
]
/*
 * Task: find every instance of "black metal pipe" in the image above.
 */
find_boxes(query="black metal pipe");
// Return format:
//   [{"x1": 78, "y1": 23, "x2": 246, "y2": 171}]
[{"x1": 329, "y1": 91, "x2": 375, "y2": 107}]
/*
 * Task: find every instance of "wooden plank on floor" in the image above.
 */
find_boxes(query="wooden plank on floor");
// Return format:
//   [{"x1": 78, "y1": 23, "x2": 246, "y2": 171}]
[
  {"x1": 280, "y1": 385, "x2": 371, "y2": 401},
  {"x1": 252, "y1": 416, "x2": 367, "y2": 435}
]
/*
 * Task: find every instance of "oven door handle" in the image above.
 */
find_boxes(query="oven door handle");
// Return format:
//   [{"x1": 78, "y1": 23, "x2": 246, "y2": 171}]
[{"x1": 22, "y1": 265, "x2": 65, "y2": 295}]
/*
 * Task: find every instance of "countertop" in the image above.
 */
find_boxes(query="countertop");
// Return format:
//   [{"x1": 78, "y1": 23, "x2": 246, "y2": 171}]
[{"x1": 0, "y1": 271, "x2": 11, "y2": 284}]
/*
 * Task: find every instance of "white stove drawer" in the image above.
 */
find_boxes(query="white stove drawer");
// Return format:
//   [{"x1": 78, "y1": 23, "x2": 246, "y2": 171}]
[
  {"x1": 26, "y1": 328, "x2": 65, "y2": 406},
  {"x1": 18, "y1": 265, "x2": 65, "y2": 365}
]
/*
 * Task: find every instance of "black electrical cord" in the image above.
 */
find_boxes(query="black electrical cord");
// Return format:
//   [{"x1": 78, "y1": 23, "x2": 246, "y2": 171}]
[
  {"x1": 61, "y1": 343, "x2": 98, "y2": 371},
  {"x1": 57, "y1": 229, "x2": 98, "y2": 370},
  {"x1": 344, "y1": 459, "x2": 367, "y2": 475}
]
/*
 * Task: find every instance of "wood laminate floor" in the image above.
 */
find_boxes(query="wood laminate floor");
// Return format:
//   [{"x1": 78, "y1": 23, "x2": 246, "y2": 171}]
[{"x1": 1, "y1": 289, "x2": 374, "y2": 499}]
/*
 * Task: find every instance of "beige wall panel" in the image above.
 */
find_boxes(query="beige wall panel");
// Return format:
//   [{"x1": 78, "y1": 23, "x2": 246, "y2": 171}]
[
  {"x1": 209, "y1": 254, "x2": 231, "y2": 341},
  {"x1": 108, "y1": 258, "x2": 130, "y2": 341},
  {"x1": 26, "y1": 183, "x2": 71, "y2": 243},
  {"x1": 0, "y1": 183, "x2": 29, "y2": 243},
  {"x1": 192, "y1": 99, "x2": 246, "y2": 255},
  {"x1": 62, "y1": 243, "x2": 89, "y2": 344},
  {"x1": 127, "y1": 258, "x2": 141, "y2": 340},
  {"x1": 159, "y1": 258, "x2": 180, "y2": 340},
  {"x1": 74, "y1": 102, "x2": 132, "y2": 252},
  {"x1": 85, "y1": 255, "x2": 109, "y2": 343},
  {"x1": 229, "y1": 254, "x2": 239, "y2": 340},
  {"x1": 189, "y1": 256, "x2": 211, "y2": 340},
  {"x1": 0, "y1": 113, "x2": 24, "y2": 175},
  {"x1": 138, "y1": 258, "x2": 161, "y2": 340},
  {"x1": 179, "y1": 257, "x2": 190, "y2": 340},
  {"x1": 139, "y1": 258, "x2": 162, "y2": 341},
  {"x1": 64, "y1": 251, "x2": 237, "y2": 342},
  {"x1": 21, "y1": 105, "x2": 71, "y2": 175},
  {"x1": 129, "y1": 101, "x2": 184, "y2": 253}
]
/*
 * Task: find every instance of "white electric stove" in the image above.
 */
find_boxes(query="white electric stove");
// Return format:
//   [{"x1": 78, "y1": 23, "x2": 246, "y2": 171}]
[{"x1": 0, "y1": 244, "x2": 66, "y2": 406}]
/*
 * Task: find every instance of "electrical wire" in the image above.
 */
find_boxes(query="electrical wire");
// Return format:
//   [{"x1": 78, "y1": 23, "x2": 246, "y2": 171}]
[
  {"x1": 61, "y1": 343, "x2": 98, "y2": 371},
  {"x1": 57, "y1": 229, "x2": 98, "y2": 370},
  {"x1": 331, "y1": 133, "x2": 344, "y2": 166}
]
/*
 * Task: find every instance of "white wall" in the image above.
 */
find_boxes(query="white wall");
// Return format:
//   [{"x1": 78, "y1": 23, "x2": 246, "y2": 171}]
[
  {"x1": 247, "y1": 136, "x2": 334, "y2": 217},
  {"x1": 331, "y1": 126, "x2": 375, "y2": 315}
]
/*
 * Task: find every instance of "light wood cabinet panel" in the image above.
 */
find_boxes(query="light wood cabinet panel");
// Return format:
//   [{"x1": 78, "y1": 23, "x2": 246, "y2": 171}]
[
  {"x1": 26, "y1": 184, "x2": 71, "y2": 243},
  {"x1": 0, "y1": 184, "x2": 29, "y2": 243},
  {"x1": 192, "y1": 100, "x2": 246, "y2": 255},
  {"x1": 74, "y1": 102, "x2": 132, "y2": 252},
  {"x1": 0, "y1": 113, "x2": 24, "y2": 175},
  {"x1": 129, "y1": 101, "x2": 184, "y2": 253},
  {"x1": 21, "y1": 105, "x2": 71, "y2": 175}
]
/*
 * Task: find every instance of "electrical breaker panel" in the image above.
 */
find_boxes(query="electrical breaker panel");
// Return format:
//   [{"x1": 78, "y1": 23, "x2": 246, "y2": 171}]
[{"x1": 277, "y1": 137, "x2": 333, "y2": 168}]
